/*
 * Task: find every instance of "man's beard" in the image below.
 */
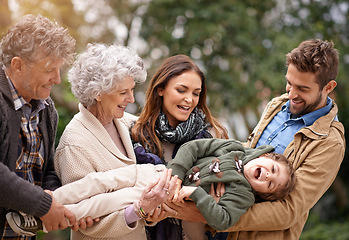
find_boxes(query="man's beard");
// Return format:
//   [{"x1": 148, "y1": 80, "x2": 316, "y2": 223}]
[{"x1": 290, "y1": 92, "x2": 323, "y2": 117}]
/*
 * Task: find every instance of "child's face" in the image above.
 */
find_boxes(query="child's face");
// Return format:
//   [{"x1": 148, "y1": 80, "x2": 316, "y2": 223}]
[{"x1": 243, "y1": 156, "x2": 289, "y2": 194}]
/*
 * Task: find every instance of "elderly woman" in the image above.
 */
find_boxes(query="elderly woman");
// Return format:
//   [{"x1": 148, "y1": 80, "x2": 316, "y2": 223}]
[{"x1": 54, "y1": 43, "x2": 174, "y2": 240}]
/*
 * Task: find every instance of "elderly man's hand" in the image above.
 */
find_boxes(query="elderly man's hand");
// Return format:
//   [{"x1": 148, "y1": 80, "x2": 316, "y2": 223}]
[{"x1": 40, "y1": 190, "x2": 76, "y2": 231}]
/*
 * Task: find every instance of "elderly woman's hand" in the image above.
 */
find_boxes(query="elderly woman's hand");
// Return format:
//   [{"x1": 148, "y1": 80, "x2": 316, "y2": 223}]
[{"x1": 138, "y1": 169, "x2": 178, "y2": 214}]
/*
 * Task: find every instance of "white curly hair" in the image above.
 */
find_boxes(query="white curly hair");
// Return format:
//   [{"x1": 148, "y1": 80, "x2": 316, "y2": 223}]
[{"x1": 68, "y1": 43, "x2": 147, "y2": 106}]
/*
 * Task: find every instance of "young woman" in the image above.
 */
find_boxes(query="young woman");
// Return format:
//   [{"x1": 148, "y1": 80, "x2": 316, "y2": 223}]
[{"x1": 131, "y1": 55, "x2": 228, "y2": 240}]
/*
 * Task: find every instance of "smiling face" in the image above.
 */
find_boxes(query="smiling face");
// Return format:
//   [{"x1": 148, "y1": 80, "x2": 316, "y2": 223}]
[
  {"x1": 157, "y1": 70, "x2": 202, "y2": 128},
  {"x1": 285, "y1": 64, "x2": 331, "y2": 117},
  {"x1": 243, "y1": 156, "x2": 289, "y2": 195},
  {"x1": 10, "y1": 56, "x2": 63, "y2": 102},
  {"x1": 95, "y1": 76, "x2": 135, "y2": 124}
]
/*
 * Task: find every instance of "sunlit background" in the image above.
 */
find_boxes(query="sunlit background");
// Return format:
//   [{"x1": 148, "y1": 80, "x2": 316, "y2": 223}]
[{"x1": 1, "y1": 0, "x2": 349, "y2": 239}]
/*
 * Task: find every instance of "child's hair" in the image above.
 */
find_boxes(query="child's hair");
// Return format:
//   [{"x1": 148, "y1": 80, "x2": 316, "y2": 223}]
[{"x1": 255, "y1": 152, "x2": 296, "y2": 202}]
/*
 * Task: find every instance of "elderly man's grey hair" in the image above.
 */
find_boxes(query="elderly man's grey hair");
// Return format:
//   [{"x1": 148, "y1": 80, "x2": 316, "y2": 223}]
[
  {"x1": 0, "y1": 14, "x2": 76, "y2": 67},
  {"x1": 68, "y1": 43, "x2": 147, "y2": 106}
]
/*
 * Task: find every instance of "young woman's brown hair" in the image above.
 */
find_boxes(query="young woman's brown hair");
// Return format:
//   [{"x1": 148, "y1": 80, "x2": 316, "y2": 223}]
[{"x1": 131, "y1": 55, "x2": 228, "y2": 158}]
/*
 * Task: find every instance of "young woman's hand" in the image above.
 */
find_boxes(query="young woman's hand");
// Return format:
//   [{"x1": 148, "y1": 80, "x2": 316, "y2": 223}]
[
  {"x1": 171, "y1": 178, "x2": 183, "y2": 202},
  {"x1": 173, "y1": 186, "x2": 196, "y2": 203}
]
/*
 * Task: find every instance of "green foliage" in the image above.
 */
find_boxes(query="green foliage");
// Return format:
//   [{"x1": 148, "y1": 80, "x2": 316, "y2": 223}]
[
  {"x1": 37, "y1": 228, "x2": 70, "y2": 240},
  {"x1": 141, "y1": 0, "x2": 287, "y2": 114},
  {"x1": 2, "y1": 0, "x2": 349, "y2": 238},
  {"x1": 140, "y1": 0, "x2": 349, "y2": 115},
  {"x1": 55, "y1": 106, "x2": 75, "y2": 147},
  {"x1": 301, "y1": 212, "x2": 349, "y2": 240}
]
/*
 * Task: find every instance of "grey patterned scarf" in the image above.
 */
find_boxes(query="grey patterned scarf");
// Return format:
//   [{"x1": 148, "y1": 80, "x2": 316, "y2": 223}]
[{"x1": 155, "y1": 108, "x2": 210, "y2": 144}]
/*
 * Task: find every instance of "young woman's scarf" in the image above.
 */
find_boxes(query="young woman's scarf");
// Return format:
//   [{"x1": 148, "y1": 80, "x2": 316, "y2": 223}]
[{"x1": 134, "y1": 108, "x2": 212, "y2": 165}]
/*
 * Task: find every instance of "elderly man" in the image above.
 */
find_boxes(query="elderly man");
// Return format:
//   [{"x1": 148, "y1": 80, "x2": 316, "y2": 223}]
[{"x1": 0, "y1": 14, "x2": 76, "y2": 239}]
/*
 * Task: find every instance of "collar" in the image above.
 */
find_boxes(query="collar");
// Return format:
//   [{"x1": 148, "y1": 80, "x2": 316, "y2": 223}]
[
  {"x1": 281, "y1": 97, "x2": 332, "y2": 126},
  {"x1": 7, "y1": 75, "x2": 47, "y2": 113}
]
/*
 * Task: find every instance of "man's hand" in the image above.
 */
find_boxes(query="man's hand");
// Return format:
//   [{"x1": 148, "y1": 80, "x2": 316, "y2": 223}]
[
  {"x1": 162, "y1": 201, "x2": 206, "y2": 223},
  {"x1": 40, "y1": 190, "x2": 76, "y2": 231},
  {"x1": 146, "y1": 205, "x2": 169, "y2": 223},
  {"x1": 210, "y1": 182, "x2": 225, "y2": 203}
]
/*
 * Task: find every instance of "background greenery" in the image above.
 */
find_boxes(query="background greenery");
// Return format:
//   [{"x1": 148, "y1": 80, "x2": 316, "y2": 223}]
[{"x1": 1, "y1": 0, "x2": 348, "y2": 239}]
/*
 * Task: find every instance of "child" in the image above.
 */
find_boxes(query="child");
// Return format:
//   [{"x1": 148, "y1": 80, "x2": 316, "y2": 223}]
[{"x1": 6, "y1": 138, "x2": 296, "y2": 238}]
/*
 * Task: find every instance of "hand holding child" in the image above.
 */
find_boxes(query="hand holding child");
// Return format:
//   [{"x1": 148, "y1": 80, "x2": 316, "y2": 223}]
[
  {"x1": 171, "y1": 178, "x2": 183, "y2": 202},
  {"x1": 174, "y1": 186, "x2": 197, "y2": 203}
]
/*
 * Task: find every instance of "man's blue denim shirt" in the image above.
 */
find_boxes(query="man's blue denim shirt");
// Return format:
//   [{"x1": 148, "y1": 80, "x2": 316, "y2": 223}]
[{"x1": 256, "y1": 97, "x2": 334, "y2": 154}]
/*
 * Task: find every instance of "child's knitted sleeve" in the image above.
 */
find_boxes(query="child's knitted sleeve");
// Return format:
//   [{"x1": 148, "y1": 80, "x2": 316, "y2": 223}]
[{"x1": 190, "y1": 179, "x2": 255, "y2": 231}]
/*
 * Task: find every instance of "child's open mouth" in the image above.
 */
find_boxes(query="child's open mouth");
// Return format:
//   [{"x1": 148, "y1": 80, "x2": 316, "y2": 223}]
[{"x1": 255, "y1": 167, "x2": 262, "y2": 179}]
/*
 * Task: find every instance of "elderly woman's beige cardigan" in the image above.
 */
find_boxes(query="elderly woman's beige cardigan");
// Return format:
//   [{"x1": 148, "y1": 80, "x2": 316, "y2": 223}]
[{"x1": 54, "y1": 103, "x2": 146, "y2": 240}]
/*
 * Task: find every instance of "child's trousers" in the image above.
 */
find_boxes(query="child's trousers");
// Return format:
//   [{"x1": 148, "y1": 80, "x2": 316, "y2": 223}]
[{"x1": 53, "y1": 164, "x2": 166, "y2": 220}]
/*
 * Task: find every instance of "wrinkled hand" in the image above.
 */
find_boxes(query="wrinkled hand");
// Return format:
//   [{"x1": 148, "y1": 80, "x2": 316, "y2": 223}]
[
  {"x1": 40, "y1": 190, "x2": 76, "y2": 231},
  {"x1": 139, "y1": 169, "x2": 178, "y2": 214}
]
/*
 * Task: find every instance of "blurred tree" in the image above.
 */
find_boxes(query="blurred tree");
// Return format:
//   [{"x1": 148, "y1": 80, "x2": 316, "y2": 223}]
[
  {"x1": 140, "y1": 0, "x2": 349, "y2": 113},
  {"x1": 1, "y1": 0, "x2": 349, "y2": 238},
  {"x1": 0, "y1": 0, "x2": 11, "y2": 33},
  {"x1": 141, "y1": 0, "x2": 287, "y2": 114}
]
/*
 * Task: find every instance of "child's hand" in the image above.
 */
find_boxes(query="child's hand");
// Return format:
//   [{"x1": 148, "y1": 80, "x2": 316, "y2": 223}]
[
  {"x1": 171, "y1": 178, "x2": 182, "y2": 202},
  {"x1": 175, "y1": 186, "x2": 197, "y2": 203}
]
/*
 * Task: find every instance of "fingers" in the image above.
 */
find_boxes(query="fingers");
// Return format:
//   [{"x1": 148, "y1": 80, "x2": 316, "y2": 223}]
[
  {"x1": 165, "y1": 201, "x2": 205, "y2": 222},
  {"x1": 220, "y1": 183, "x2": 226, "y2": 196},
  {"x1": 143, "y1": 177, "x2": 160, "y2": 194},
  {"x1": 167, "y1": 175, "x2": 178, "y2": 200},
  {"x1": 216, "y1": 182, "x2": 225, "y2": 197},
  {"x1": 64, "y1": 208, "x2": 76, "y2": 226},
  {"x1": 176, "y1": 190, "x2": 186, "y2": 203},
  {"x1": 156, "y1": 209, "x2": 169, "y2": 221},
  {"x1": 70, "y1": 216, "x2": 96, "y2": 231},
  {"x1": 147, "y1": 206, "x2": 167, "y2": 222},
  {"x1": 161, "y1": 202, "x2": 177, "y2": 215},
  {"x1": 84, "y1": 216, "x2": 94, "y2": 228},
  {"x1": 41, "y1": 197, "x2": 70, "y2": 232},
  {"x1": 158, "y1": 169, "x2": 171, "y2": 191},
  {"x1": 210, "y1": 183, "x2": 220, "y2": 203},
  {"x1": 210, "y1": 183, "x2": 215, "y2": 196},
  {"x1": 78, "y1": 218, "x2": 87, "y2": 230},
  {"x1": 161, "y1": 203, "x2": 179, "y2": 218},
  {"x1": 70, "y1": 222, "x2": 79, "y2": 232},
  {"x1": 165, "y1": 168, "x2": 172, "y2": 188}
]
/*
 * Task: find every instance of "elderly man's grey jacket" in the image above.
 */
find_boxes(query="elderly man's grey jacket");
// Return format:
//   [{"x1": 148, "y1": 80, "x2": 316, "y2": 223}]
[{"x1": 0, "y1": 65, "x2": 61, "y2": 236}]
